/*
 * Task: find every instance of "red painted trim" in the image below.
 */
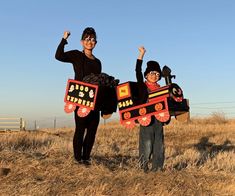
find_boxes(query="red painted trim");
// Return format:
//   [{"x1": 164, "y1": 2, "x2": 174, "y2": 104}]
[{"x1": 119, "y1": 97, "x2": 169, "y2": 124}]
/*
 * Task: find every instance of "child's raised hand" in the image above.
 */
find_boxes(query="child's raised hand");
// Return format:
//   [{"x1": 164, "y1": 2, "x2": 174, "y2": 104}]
[
  {"x1": 138, "y1": 46, "x2": 146, "y2": 60},
  {"x1": 138, "y1": 46, "x2": 146, "y2": 54}
]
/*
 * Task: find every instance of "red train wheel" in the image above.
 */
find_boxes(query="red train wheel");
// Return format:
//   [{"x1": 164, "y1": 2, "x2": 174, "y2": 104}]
[
  {"x1": 64, "y1": 103, "x2": 76, "y2": 113},
  {"x1": 123, "y1": 120, "x2": 135, "y2": 129},
  {"x1": 139, "y1": 108, "x2": 147, "y2": 116},
  {"x1": 155, "y1": 111, "x2": 170, "y2": 122},
  {"x1": 138, "y1": 116, "x2": 151, "y2": 126},
  {"x1": 155, "y1": 103, "x2": 163, "y2": 111},
  {"x1": 77, "y1": 107, "x2": 91, "y2": 117},
  {"x1": 123, "y1": 112, "x2": 131, "y2": 120}
]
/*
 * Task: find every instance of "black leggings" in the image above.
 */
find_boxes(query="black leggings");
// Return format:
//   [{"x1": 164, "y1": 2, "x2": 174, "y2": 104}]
[{"x1": 73, "y1": 108, "x2": 100, "y2": 161}]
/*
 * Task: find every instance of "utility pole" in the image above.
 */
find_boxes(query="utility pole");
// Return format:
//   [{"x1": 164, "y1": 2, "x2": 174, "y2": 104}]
[
  {"x1": 54, "y1": 117, "x2": 56, "y2": 130},
  {"x1": 34, "y1": 120, "x2": 37, "y2": 130}
]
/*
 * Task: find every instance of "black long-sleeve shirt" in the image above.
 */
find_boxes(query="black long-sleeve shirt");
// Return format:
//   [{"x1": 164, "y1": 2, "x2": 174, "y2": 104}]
[
  {"x1": 135, "y1": 59, "x2": 145, "y2": 83},
  {"x1": 135, "y1": 59, "x2": 148, "y2": 104},
  {"x1": 55, "y1": 38, "x2": 102, "y2": 81}
]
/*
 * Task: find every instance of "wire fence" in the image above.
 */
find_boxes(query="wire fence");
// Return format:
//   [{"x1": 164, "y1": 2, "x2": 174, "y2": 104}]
[
  {"x1": 188, "y1": 101, "x2": 235, "y2": 118},
  {"x1": 18, "y1": 101, "x2": 235, "y2": 130},
  {"x1": 25, "y1": 115, "x2": 74, "y2": 130},
  {"x1": 25, "y1": 114, "x2": 118, "y2": 130}
]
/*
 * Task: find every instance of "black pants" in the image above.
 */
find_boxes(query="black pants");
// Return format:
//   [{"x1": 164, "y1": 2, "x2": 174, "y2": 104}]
[{"x1": 73, "y1": 108, "x2": 100, "y2": 161}]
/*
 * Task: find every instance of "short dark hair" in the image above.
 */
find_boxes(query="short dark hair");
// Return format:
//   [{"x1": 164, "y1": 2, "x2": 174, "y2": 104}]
[{"x1": 81, "y1": 27, "x2": 97, "y2": 40}]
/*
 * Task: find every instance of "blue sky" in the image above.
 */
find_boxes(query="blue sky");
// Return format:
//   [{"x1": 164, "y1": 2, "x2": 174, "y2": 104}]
[{"x1": 1, "y1": 0, "x2": 235, "y2": 127}]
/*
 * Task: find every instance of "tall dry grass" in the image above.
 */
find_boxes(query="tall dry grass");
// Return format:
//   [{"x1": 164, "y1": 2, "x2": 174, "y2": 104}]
[{"x1": 0, "y1": 115, "x2": 235, "y2": 195}]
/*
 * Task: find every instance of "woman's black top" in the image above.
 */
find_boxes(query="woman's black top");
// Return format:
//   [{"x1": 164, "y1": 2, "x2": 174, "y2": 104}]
[{"x1": 55, "y1": 38, "x2": 102, "y2": 81}]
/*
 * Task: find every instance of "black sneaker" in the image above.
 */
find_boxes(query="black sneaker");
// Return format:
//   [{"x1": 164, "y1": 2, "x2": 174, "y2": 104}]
[
  {"x1": 151, "y1": 167, "x2": 163, "y2": 172},
  {"x1": 140, "y1": 161, "x2": 149, "y2": 173},
  {"x1": 83, "y1": 159, "x2": 92, "y2": 166},
  {"x1": 143, "y1": 165, "x2": 149, "y2": 173},
  {"x1": 74, "y1": 159, "x2": 83, "y2": 165},
  {"x1": 151, "y1": 167, "x2": 158, "y2": 172}
]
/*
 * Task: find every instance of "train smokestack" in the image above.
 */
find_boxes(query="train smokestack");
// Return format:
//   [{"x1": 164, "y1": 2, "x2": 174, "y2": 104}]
[{"x1": 162, "y1": 65, "x2": 175, "y2": 85}]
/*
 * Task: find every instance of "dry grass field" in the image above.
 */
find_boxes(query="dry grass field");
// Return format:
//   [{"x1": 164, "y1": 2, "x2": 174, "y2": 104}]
[{"x1": 1, "y1": 114, "x2": 235, "y2": 195}]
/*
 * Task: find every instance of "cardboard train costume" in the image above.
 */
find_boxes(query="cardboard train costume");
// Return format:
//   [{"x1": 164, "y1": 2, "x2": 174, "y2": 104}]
[
  {"x1": 64, "y1": 73, "x2": 119, "y2": 117},
  {"x1": 64, "y1": 65, "x2": 189, "y2": 127},
  {"x1": 116, "y1": 65, "x2": 190, "y2": 128}
]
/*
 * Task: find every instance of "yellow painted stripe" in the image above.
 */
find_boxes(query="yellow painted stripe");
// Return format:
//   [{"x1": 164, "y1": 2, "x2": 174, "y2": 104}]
[{"x1": 149, "y1": 90, "x2": 169, "y2": 98}]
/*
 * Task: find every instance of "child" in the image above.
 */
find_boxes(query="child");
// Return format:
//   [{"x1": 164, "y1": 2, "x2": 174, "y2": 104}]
[{"x1": 135, "y1": 46, "x2": 165, "y2": 173}]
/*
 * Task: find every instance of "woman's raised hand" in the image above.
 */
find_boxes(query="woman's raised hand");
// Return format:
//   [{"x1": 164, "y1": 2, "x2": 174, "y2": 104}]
[{"x1": 63, "y1": 31, "x2": 71, "y2": 40}]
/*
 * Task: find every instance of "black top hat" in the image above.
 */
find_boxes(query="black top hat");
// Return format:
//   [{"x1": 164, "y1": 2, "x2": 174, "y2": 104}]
[{"x1": 144, "y1": 61, "x2": 162, "y2": 79}]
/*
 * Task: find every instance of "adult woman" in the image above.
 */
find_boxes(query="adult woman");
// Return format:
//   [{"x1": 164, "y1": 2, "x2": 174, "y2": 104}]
[{"x1": 55, "y1": 27, "x2": 101, "y2": 165}]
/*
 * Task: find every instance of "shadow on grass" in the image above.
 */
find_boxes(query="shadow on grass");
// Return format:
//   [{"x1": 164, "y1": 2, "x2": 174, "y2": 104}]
[
  {"x1": 194, "y1": 136, "x2": 235, "y2": 166},
  {"x1": 173, "y1": 136, "x2": 235, "y2": 171},
  {"x1": 93, "y1": 155, "x2": 139, "y2": 171}
]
